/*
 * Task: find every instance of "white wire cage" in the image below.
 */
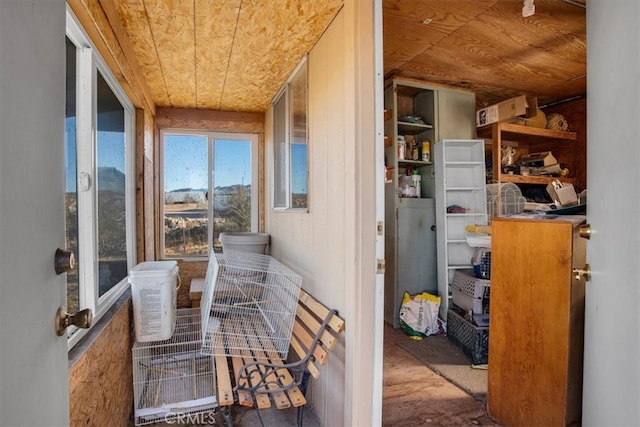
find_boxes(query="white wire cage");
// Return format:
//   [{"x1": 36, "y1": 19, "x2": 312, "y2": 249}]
[
  {"x1": 486, "y1": 182, "x2": 526, "y2": 218},
  {"x1": 132, "y1": 308, "x2": 217, "y2": 426},
  {"x1": 465, "y1": 183, "x2": 526, "y2": 248},
  {"x1": 200, "y1": 251, "x2": 302, "y2": 359}
]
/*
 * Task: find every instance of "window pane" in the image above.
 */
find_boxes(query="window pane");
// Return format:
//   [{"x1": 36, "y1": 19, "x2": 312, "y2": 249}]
[
  {"x1": 290, "y1": 61, "x2": 308, "y2": 209},
  {"x1": 163, "y1": 134, "x2": 209, "y2": 257},
  {"x1": 213, "y1": 139, "x2": 252, "y2": 251},
  {"x1": 96, "y1": 72, "x2": 127, "y2": 297},
  {"x1": 273, "y1": 93, "x2": 287, "y2": 207},
  {"x1": 65, "y1": 37, "x2": 79, "y2": 314}
]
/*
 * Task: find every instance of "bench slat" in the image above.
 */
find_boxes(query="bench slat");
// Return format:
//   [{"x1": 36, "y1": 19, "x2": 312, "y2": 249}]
[
  {"x1": 296, "y1": 300, "x2": 341, "y2": 352},
  {"x1": 243, "y1": 322, "x2": 292, "y2": 410},
  {"x1": 252, "y1": 321, "x2": 307, "y2": 407},
  {"x1": 292, "y1": 319, "x2": 329, "y2": 365},
  {"x1": 213, "y1": 334, "x2": 234, "y2": 406},
  {"x1": 290, "y1": 332, "x2": 321, "y2": 379},
  {"x1": 231, "y1": 355, "x2": 254, "y2": 407},
  {"x1": 234, "y1": 322, "x2": 273, "y2": 410},
  {"x1": 299, "y1": 289, "x2": 345, "y2": 334}
]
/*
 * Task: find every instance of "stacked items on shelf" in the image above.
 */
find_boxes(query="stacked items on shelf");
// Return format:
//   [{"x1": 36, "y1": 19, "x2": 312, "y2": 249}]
[
  {"x1": 503, "y1": 149, "x2": 570, "y2": 178},
  {"x1": 129, "y1": 260, "x2": 219, "y2": 426},
  {"x1": 447, "y1": 238, "x2": 491, "y2": 365},
  {"x1": 447, "y1": 269, "x2": 490, "y2": 365},
  {"x1": 446, "y1": 183, "x2": 527, "y2": 364}
]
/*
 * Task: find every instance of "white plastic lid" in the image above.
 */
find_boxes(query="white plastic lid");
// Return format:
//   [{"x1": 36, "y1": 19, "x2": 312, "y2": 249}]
[{"x1": 129, "y1": 260, "x2": 178, "y2": 277}]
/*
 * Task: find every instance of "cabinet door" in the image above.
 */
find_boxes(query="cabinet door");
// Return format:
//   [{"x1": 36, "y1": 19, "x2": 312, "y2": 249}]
[
  {"x1": 488, "y1": 218, "x2": 585, "y2": 426},
  {"x1": 397, "y1": 200, "x2": 437, "y2": 298},
  {"x1": 436, "y1": 90, "x2": 476, "y2": 140}
]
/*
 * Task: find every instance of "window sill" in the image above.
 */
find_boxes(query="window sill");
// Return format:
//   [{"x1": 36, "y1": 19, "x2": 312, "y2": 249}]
[{"x1": 68, "y1": 288, "x2": 131, "y2": 369}]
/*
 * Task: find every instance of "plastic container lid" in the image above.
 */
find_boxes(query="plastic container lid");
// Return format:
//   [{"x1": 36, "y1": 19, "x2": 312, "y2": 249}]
[{"x1": 129, "y1": 260, "x2": 178, "y2": 278}]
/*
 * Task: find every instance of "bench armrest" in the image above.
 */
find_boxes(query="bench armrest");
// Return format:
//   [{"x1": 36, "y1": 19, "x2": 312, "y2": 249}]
[{"x1": 234, "y1": 309, "x2": 338, "y2": 395}]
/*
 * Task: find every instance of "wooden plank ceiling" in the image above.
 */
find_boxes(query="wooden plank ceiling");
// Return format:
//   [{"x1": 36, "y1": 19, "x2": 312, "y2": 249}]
[
  {"x1": 384, "y1": 0, "x2": 586, "y2": 108},
  {"x1": 113, "y1": 0, "x2": 585, "y2": 113}
]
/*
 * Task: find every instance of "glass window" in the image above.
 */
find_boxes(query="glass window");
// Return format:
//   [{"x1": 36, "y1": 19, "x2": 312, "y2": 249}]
[
  {"x1": 273, "y1": 56, "x2": 308, "y2": 210},
  {"x1": 66, "y1": 10, "x2": 135, "y2": 348},
  {"x1": 161, "y1": 132, "x2": 258, "y2": 258},
  {"x1": 96, "y1": 71, "x2": 127, "y2": 297},
  {"x1": 163, "y1": 134, "x2": 209, "y2": 258},
  {"x1": 65, "y1": 36, "x2": 79, "y2": 315}
]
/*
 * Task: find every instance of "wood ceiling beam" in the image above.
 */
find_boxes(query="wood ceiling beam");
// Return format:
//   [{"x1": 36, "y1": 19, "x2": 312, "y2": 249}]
[{"x1": 68, "y1": 0, "x2": 156, "y2": 116}]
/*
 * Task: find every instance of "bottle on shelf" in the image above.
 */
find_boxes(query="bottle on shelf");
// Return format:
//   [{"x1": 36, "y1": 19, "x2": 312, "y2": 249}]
[
  {"x1": 397, "y1": 135, "x2": 406, "y2": 160},
  {"x1": 412, "y1": 170, "x2": 421, "y2": 198},
  {"x1": 421, "y1": 140, "x2": 431, "y2": 162}
]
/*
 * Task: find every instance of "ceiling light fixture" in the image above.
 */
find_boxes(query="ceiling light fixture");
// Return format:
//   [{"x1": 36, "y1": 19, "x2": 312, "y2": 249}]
[
  {"x1": 422, "y1": 18, "x2": 432, "y2": 25},
  {"x1": 522, "y1": 0, "x2": 535, "y2": 17}
]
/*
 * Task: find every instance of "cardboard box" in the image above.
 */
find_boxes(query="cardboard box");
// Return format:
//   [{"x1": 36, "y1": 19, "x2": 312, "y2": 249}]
[
  {"x1": 476, "y1": 95, "x2": 538, "y2": 127},
  {"x1": 547, "y1": 183, "x2": 578, "y2": 207}
]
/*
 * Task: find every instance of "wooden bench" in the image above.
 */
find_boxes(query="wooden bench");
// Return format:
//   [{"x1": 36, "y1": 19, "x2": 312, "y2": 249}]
[{"x1": 209, "y1": 288, "x2": 345, "y2": 427}]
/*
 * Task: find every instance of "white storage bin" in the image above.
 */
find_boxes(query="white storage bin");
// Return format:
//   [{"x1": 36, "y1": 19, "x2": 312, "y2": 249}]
[{"x1": 130, "y1": 261, "x2": 179, "y2": 342}]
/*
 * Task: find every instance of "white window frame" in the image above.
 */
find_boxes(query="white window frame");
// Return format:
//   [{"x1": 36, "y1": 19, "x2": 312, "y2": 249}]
[
  {"x1": 272, "y1": 55, "x2": 308, "y2": 211},
  {"x1": 159, "y1": 130, "x2": 259, "y2": 260},
  {"x1": 66, "y1": 6, "x2": 136, "y2": 349}
]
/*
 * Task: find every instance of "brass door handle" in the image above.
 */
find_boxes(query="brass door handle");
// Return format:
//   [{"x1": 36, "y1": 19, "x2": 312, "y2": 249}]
[
  {"x1": 54, "y1": 248, "x2": 76, "y2": 274},
  {"x1": 579, "y1": 223, "x2": 591, "y2": 240},
  {"x1": 55, "y1": 307, "x2": 92, "y2": 336},
  {"x1": 573, "y1": 264, "x2": 591, "y2": 282}
]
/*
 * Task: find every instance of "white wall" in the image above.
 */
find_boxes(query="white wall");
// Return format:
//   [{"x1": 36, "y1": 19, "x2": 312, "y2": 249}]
[{"x1": 265, "y1": 2, "x2": 379, "y2": 426}]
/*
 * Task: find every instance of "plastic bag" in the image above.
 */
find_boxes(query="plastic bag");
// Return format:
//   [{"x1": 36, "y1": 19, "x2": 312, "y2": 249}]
[{"x1": 399, "y1": 291, "x2": 443, "y2": 339}]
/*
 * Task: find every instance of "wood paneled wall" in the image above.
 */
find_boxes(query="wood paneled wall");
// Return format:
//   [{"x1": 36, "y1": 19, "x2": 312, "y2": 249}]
[
  {"x1": 68, "y1": 297, "x2": 133, "y2": 427},
  {"x1": 543, "y1": 97, "x2": 587, "y2": 193}
]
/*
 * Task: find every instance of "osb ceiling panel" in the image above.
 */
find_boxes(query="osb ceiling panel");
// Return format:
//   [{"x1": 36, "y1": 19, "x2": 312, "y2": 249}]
[
  {"x1": 115, "y1": 0, "x2": 342, "y2": 112},
  {"x1": 114, "y1": 0, "x2": 585, "y2": 113}
]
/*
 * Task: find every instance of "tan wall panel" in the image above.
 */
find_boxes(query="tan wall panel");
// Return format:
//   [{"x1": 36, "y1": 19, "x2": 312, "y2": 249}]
[
  {"x1": 69, "y1": 298, "x2": 132, "y2": 427},
  {"x1": 264, "y1": 3, "x2": 378, "y2": 425}
]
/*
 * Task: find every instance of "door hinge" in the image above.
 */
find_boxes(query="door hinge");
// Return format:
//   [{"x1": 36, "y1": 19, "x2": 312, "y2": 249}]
[
  {"x1": 377, "y1": 221, "x2": 384, "y2": 236},
  {"x1": 376, "y1": 258, "x2": 386, "y2": 274}
]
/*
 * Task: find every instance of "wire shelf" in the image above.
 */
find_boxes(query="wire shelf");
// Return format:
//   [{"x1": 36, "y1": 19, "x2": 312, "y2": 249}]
[{"x1": 200, "y1": 251, "x2": 302, "y2": 359}]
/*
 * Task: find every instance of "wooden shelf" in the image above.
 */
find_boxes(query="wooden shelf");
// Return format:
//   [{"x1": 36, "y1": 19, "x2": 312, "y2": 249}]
[
  {"x1": 481, "y1": 122, "x2": 578, "y2": 187},
  {"x1": 398, "y1": 159, "x2": 433, "y2": 167},
  {"x1": 398, "y1": 121, "x2": 433, "y2": 135},
  {"x1": 478, "y1": 122, "x2": 577, "y2": 144},
  {"x1": 500, "y1": 174, "x2": 573, "y2": 185}
]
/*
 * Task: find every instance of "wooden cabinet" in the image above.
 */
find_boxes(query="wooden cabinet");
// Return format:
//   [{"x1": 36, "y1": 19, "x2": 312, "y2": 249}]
[
  {"x1": 477, "y1": 122, "x2": 578, "y2": 186},
  {"x1": 488, "y1": 217, "x2": 587, "y2": 426},
  {"x1": 383, "y1": 78, "x2": 475, "y2": 326}
]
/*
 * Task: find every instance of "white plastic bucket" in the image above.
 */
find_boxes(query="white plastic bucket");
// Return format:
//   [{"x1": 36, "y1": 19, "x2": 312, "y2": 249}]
[
  {"x1": 219, "y1": 232, "x2": 270, "y2": 254},
  {"x1": 129, "y1": 260, "x2": 179, "y2": 342}
]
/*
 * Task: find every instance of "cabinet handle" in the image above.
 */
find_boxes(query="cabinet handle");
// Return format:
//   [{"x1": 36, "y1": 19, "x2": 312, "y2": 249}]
[{"x1": 431, "y1": 225, "x2": 436, "y2": 231}]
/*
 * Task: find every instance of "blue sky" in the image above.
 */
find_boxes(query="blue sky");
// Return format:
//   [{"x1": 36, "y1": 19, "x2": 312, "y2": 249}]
[
  {"x1": 65, "y1": 124, "x2": 307, "y2": 194},
  {"x1": 164, "y1": 134, "x2": 252, "y2": 192}
]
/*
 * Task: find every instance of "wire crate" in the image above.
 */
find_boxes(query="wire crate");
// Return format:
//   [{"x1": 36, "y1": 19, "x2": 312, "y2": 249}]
[
  {"x1": 200, "y1": 251, "x2": 302, "y2": 359},
  {"x1": 486, "y1": 182, "x2": 526, "y2": 218},
  {"x1": 132, "y1": 308, "x2": 217, "y2": 426}
]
